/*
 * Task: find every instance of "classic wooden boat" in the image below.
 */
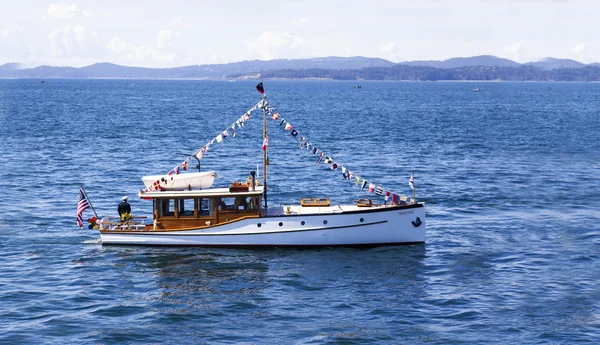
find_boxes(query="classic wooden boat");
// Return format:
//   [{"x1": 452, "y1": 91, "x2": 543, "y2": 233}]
[{"x1": 94, "y1": 86, "x2": 426, "y2": 247}]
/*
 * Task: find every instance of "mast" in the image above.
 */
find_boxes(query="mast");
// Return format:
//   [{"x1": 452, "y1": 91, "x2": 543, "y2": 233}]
[{"x1": 262, "y1": 93, "x2": 268, "y2": 209}]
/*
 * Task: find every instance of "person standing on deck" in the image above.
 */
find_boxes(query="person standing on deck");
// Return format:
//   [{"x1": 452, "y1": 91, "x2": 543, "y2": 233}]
[{"x1": 118, "y1": 196, "x2": 131, "y2": 216}]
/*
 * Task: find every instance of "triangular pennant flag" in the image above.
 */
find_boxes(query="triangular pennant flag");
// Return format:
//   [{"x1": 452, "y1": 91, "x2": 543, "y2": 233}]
[
  {"x1": 280, "y1": 119, "x2": 286, "y2": 126},
  {"x1": 285, "y1": 123, "x2": 293, "y2": 130},
  {"x1": 361, "y1": 180, "x2": 368, "y2": 191},
  {"x1": 182, "y1": 160, "x2": 189, "y2": 171},
  {"x1": 317, "y1": 152, "x2": 325, "y2": 164},
  {"x1": 355, "y1": 176, "x2": 360, "y2": 185}
]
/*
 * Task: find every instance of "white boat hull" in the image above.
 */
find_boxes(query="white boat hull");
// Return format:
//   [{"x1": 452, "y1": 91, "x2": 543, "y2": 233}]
[
  {"x1": 99, "y1": 204, "x2": 425, "y2": 247},
  {"x1": 142, "y1": 171, "x2": 216, "y2": 190}
]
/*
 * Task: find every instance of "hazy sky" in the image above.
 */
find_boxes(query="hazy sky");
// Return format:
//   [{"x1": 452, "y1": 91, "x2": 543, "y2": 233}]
[{"x1": 0, "y1": 0, "x2": 598, "y2": 67}]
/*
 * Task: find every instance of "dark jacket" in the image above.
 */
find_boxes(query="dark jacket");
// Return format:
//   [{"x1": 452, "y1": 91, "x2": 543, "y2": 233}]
[{"x1": 118, "y1": 201, "x2": 131, "y2": 216}]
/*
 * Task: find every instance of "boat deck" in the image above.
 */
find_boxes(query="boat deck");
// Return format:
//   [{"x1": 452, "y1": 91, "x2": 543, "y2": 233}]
[{"x1": 264, "y1": 204, "x2": 399, "y2": 216}]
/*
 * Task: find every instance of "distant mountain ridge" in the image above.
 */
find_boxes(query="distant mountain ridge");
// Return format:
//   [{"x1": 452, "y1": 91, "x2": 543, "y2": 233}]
[
  {"x1": 0, "y1": 55, "x2": 598, "y2": 79},
  {"x1": 0, "y1": 57, "x2": 394, "y2": 79},
  {"x1": 524, "y1": 57, "x2": 586, "y2": 70},
  {"x1": 400, "y1": 55, "x2": 521, "y2": 68}
]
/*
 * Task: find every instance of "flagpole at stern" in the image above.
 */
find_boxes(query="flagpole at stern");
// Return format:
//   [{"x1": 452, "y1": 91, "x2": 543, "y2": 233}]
[{"x1": 80, "y1": 184, "x2": 99, "y2": 219}]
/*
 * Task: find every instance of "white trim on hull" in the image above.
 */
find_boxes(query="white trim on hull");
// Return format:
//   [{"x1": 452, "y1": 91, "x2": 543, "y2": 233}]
[{"x1": 100, "y1": 205, "x2": 425, "y2": 247}]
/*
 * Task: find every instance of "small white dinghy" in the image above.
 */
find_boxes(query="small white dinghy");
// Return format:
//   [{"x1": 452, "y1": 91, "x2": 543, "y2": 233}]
[{"x1": 142, "y1": 171, "x2": 217, "y2": 190}]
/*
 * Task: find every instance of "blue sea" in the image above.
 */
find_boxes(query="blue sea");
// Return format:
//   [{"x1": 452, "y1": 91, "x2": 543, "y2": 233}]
[{"x1": 0, "y1": 79, "x2": 599, "y2": 344}]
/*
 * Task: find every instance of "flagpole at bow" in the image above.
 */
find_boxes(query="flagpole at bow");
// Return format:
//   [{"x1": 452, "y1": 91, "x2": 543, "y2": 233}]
[{"x1": 410, "y1": 172, "x2": 416, "y2": 204}]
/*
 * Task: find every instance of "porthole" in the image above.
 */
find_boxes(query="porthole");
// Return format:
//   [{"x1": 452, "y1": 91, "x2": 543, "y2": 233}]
[
  {"x1": 323, "y1": 220, "x2": 328, "y2": 225},
  {"x1": 257, "y1": 223, "x2": 262, "y2": 227},
  {"x1": 301, "y1": 221, "x2": 305, "y2": 226},
  {"x1": 360, "y1": 218, "x2": 364, "y2": 223},
  {"x1": 279, "y1": 222, "x2": 283, "y2": 226}
]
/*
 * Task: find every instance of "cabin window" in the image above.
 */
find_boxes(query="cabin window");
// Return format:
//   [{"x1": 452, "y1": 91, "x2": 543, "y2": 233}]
[
  {"x1": 246, "y1": 196, "x2": 260, "y2": 210},
  {"x1": 158, "y1": 199, "x2": 175, "y2": 217},
  {"x1": 199, "y1": 198, "x2": 214, "y2": 216},
  {"x1": 218, "y1": 197, "x2": 236, "y2": 211},
  {"x1": 236, "y1": 196, "x2": 260, "y2": 211},
  {"x1": 177, "y1": 199, "x2": 195, "y2": 217}
]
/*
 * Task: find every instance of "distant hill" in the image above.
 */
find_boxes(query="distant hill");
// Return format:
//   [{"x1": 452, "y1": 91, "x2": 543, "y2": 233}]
[
  {"x1": 0, "y1": 62, "x2": 20, "y2": 71},
  {"x1": 401, "y1": 55, "x2": 520, "y2": 68},
  {"x1": 525, "y1": 57, "x2": 586, "y2": 70},
  {"x1": 1, "y1": 55, "x2": 599, "y2": 80},
  {"x1": 249, "y1": 64, "x2": 600, "y2": 82},
  {"x1": 0, "y1": 57, "x2": 395, "y2": 79}
]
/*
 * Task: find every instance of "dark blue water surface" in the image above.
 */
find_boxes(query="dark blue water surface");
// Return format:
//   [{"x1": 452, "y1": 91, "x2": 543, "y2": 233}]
[{"x1": 1, "y1": 80, "x2": 599, "y2": 344}]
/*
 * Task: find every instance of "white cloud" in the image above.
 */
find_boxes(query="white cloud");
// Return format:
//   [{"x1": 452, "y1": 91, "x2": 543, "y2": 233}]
[
  {"x1": 570, "y1": 43, "x2": 587, "y2": 62},
  {"x1": 106, "y1": 33, "x2": 179, "y2": 66},
  {"x1": 47, "y1": 4, "x2": 90, "y2": 19},
  {"x1": 73, "y1": 24, "x2": 86, "y2": 42},
  {"x1": 48, "y1": 24, "x2": 87, "y2": 56},
  {"x1": 505, "y1": 42, "x2": 524, "y2": 62},
  {"x1": 106, "y1": 36, "x2": 127, "y2": 53},
  {"x1": 170, "y1": 16, "x2": 185, "y2": 26},
  {"x1": 379, "y1": 42, "x2": 402, "y2": 62},
  {"x1": 380, "y1": 42, "x2": 396, "y2": 53},
  {"x1": 247, "y1": 31, "x2": 309, "y2": 60},
  {"x1": 156, "y1": 29, "x2": 179, "y2": 49},
  {"x1": 295, "y1": 17, "x2": 309, "y2": 26},
  {"x1": 1, "y1": 30, "x2": 8, "y2": 38}
]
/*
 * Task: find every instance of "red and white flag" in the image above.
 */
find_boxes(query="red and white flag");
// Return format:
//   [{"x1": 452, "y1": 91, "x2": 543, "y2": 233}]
[
  {"x1": 409, "y1": 172, "x2": 415, "y2": 191},
  {"x1": 76, "y1": 187, "x2": 90, "y2": 228},
  {"x1": 368, "y1": 183, "x2": 375, "y2": 193},
  {"x1": 262, "y1": 135, "x2": 269, "y2": 151}
]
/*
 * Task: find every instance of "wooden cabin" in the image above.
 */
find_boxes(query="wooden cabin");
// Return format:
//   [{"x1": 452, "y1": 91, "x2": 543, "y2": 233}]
[{"x1": 140, "y1": 186, "x2": 264, "y2": 230}]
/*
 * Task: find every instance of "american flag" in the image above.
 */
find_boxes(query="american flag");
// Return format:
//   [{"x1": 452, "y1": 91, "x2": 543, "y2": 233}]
[{"x1": 76, "y1": 187, "x2": 90, "y2": 228}]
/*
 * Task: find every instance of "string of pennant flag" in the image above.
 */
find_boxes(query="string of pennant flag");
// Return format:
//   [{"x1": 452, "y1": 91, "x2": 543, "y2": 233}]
[
  {"x1": 141, "y1": 101, "x2": 262, "y2": 192},
  {"x1": 259, "y1": 99, "x2": 415, "y2": 205}
]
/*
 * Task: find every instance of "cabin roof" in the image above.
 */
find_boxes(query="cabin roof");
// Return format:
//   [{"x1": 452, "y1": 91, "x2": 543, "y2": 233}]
[{"x1": 138, "y1": 186, "x2": 265, "y2": 199}]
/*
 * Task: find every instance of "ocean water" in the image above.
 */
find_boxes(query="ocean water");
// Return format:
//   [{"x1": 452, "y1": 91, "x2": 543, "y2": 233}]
[{"x1": 0, "y1": 79, "x2": 599, "y2": 344}]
